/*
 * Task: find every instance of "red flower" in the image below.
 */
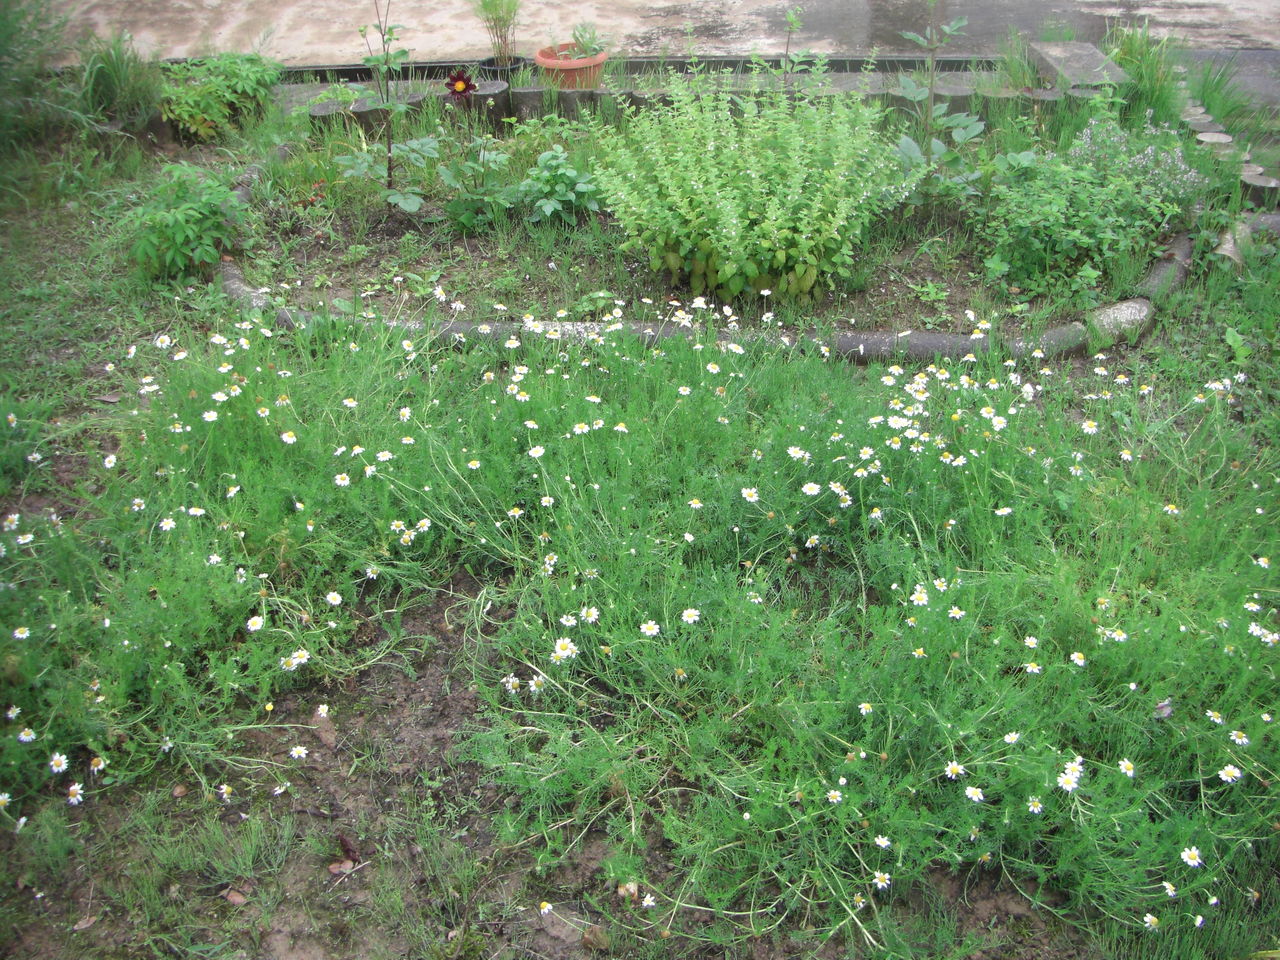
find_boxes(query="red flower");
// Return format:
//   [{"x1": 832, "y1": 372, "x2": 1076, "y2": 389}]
[{"x1": 445, "y1": 70, "x2": 477, "y2": 101}]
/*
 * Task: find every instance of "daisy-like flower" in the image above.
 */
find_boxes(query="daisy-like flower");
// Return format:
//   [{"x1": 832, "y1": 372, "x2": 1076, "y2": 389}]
[
  {"x1": 1081, "y1": 420, "x2": 1098, "y2": 434},
  {"x1": 912, "y1": 647, "x2": 927, "y2": 659},
  {"x1": 324, "y1": 592, "x2": 342, "y2": 606},
  {"x1": 994, "y1": 506, "x2": 1013, "y2": 516},
  {"x1": 539, "y1": 901, "x2": 553, "y2": 916},
  {"x1": 444, "y1": 68, "x2": 478, "y2": 100},
  {"x1": 1205, "y1": 710, "x2": 1224, "y2": 724},
  {"x1": 948, "y1": 606, "x2": 965, "y2": 620},
  {"x1": 827, "y1": 789, "x2": 842, "y2": 804},
  {"x1": 801, "y1": 482, "x2": 821, "y2": 496},
  {"x1": 528, "y1": 446, "x2": 545, "y2": 459},
  {"x1": 290, "y1": 745, "x2": 308, "y2": 759},
  {"x1": 246, "y1": 616, "x2": 264, "y2": 632},
  {"x1": 88, "y1": 756, "x2": 107, "y2": 776},
  {"x1": 1229, "y1": 730, "x2": 1249, "y2": 746},
  {"x1": 641, "y1": 893, "x2": 656, "y2": 908},
  {"x1": 1118, "y1": 758, "x2": 1135, "y2": 778},
  {"x1": 50, "y1": 751, "x2": 68, "y2": 773},
  {"x1": 858, "y1": 702, "x2": 873, "y2": 716},
  {"x1": 67, "y1": 782, "x2": 84, "y2": 805},
  {"x1": 1003, "y1": 731, "x2": 1021, "y2": 745},
  {"x1": 1024, "y1": 662, "x2": 1042, "y2": 674},
  {"x1": 1180, "y1": 846, "x2": 1203, "y2": 868},
  {"x1": 1142, "y1": 913, "x2": 1159, "y2": 930},
  {"x1": 944, "y1": 761, "x2": 966, "y2": 780},
  {"x1": 217, "y1": 783, "x2": 233, "y2": 802},
  {"x1": 1257, "y1": 557, "x2": 1271, "y2": 569},
  {"x1": 13, "y1": 626, "x2": 30, "y2": 640},
  {"x1": 1163, "y1": 504, "x2": 1180, "y2": 515},
  {"x1": 741, "y1": 487, "x2": 760, "y2": 503},
  {"x1": 873, "y1": 871, "x2": 891, "y2": 891},
  {"x1": 1056, "y1": 771, "x2": 1079, "y2": 792},
  {"x1": 681, "y1": 608, "x2": 700, "y2": 624},
  {"x1": 1161, "y1": 881, "x2": 1177, "y2": 898},
  {"x1": 640, "y1": 620, "x2": 660, "y2": 637},
  {"x1": 965, "y1": 786, "x2": 985, "y2": 803},
  {"x1": 1217, "y1": 764, "x2": 1242, "y2": 783},
  {"x1": 688, "y1": 498, "x2": 703, "y2": 509},
  {"x1": 1070, "y1": 651, "x2": 1086, "y2": 666},
  {"x1": 334, "y1": 473, "x2": 351, "y2": 487},
  {"x1": 1027, "y1": 796, "x2": 1044, "y2": 814}
]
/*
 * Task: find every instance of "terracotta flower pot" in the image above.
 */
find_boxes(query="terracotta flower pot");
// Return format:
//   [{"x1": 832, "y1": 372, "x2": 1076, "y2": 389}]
[{"x1": 534, "y1": 43, "x2": 608, "y2": 90}]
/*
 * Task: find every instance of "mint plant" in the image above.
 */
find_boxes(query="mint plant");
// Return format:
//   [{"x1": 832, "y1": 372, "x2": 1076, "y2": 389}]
[{"x1": 589, "y1": 79, "x2": 917, "y2": 299}]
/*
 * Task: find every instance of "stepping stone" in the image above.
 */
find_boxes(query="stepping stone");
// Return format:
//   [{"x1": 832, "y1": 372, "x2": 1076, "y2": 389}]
[{"x1": 1029, "y1": 42, "x2": 1131, "y2": 89}]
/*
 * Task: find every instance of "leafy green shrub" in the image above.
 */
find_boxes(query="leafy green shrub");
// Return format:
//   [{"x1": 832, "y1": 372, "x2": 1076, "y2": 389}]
[
  {"x1": 979, "y1": 116, "x2": 1206, "y2": 295},
  {"x1": 335, "y1": 136, "x2": 440, "y2": 213},
  {"x1": 124, "y1": 164, "x2": 242, "y2": 279},
  {"x1": 77, "y1": 31, "x2": 163, "y2": 135},
  {"x1": 588, "y1": 80, "x2": 918, "y2": 299},
  {"x1": 514, "y1": 144, "x2": 598, "y2": 224},
  {"x1": 437, "y1": 136, "x2": 514, "y2": 232},
  {"x1": 160, "y1": 53, "x2": 282, "y2": 140}
]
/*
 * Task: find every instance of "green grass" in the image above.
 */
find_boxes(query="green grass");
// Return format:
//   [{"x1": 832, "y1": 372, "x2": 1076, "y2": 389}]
[{"x1": 1, "y1": 18, "x2": 1278, "y2": 957}]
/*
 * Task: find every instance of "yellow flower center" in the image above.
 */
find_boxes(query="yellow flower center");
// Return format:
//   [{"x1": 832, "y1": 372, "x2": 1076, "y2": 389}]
[{"x1": 454, "y1": 81, "x2": 467, "y2": 91}]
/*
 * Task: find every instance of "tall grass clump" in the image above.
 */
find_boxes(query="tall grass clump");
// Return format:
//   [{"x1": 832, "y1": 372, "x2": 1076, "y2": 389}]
[
  {"x1": 1104, "y1": 23, "x2": 1182, "y2": 128},
  {"x1": 587, "y1": 76, "x2": 920, "y2": 299},
  {"x1": 77, "y1": 31, "x2": 163, "y2": 136},
  {"x1": 0, "y1": 0, "x2": 78, "y2": 148}
]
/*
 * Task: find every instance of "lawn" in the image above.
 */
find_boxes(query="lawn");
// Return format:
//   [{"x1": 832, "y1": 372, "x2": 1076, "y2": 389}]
[{"x1": 0, "y1": 9, "x2": 1278, "y2": 959}]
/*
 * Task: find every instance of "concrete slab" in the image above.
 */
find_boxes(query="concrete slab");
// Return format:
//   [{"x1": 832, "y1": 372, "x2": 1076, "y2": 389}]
[
  {"x1": 1029, "y1": 41, "x2": 1130, "y2": 88},
  {"x1": 52, "y1": 0, "x2": 1280, "y2": 70}
]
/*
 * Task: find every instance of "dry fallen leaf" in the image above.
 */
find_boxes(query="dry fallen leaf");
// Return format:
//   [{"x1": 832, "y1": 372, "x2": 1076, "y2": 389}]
[
  {"x1": 94, "y1": 393, "x2": 121, "y2": 404},
  {"x1": 327, "y1": 859, "x2": 355, "y2": 875},
  {"x1": 336, "y1": 831, "x2": 360, "y2": 863},
  {"x1": 172, "y1": 784, "x2": 188, "y2": 798},
  {"x1": 312, "y1": 714, "x2": 337, "y2": 749},
  {"x1": 221, "y1": 888, "x2": 248, "y2": 906},
  {"x1": 581, "y1": 924, "x2": 610, "y2": 951},
  {"x1": 71, "y1": 914, "x2": 99, "y2": 931}
]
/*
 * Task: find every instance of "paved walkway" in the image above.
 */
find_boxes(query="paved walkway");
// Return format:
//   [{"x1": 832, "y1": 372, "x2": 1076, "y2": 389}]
[
  {"x1": 56, "y1": 0, "x2": 1280, "y2": 64},
  {"x1": 54, "y1": 0, "x2": 1280, "y2": 107}
]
